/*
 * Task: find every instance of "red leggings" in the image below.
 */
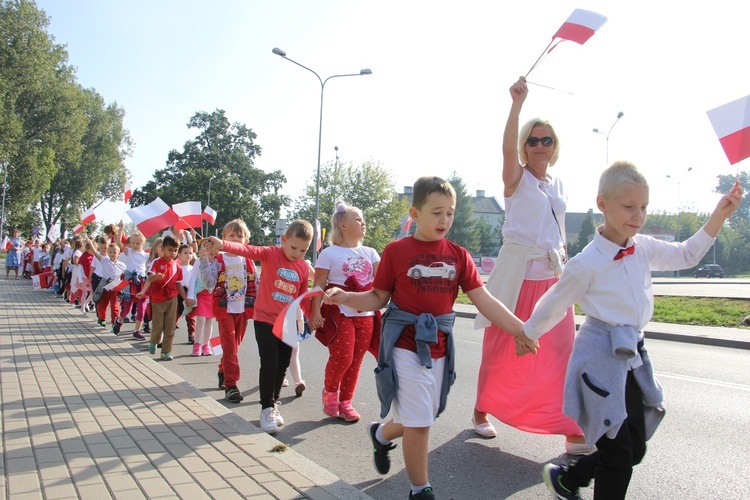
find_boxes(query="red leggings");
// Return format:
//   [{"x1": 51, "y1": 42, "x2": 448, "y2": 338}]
[
  {"x1": 217, "y1": 313, "x2": 248, "y2": 388},
  {"x1": 324, "y1": 315, "x2": 374, "y2": 401}
]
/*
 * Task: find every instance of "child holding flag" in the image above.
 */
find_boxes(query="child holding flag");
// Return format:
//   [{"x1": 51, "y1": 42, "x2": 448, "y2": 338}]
[
  {"x1": 96, "y1": 243, "x2": 126, "y2": 328},
  {"x1": 204, "y1": 219, "x2": 312, "y2": 434},
  {"x1": 114, "y1": 231, "x2": 148, "y2": 339}
]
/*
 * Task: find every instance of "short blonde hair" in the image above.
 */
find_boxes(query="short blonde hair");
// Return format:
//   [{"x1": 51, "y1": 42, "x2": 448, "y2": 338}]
[
  {"x1": 598, "y1": 161, "x2": 649, "y2": 199},
  {"x1": 329, "y1": 201, "x2": 364, "y2": 245},
  {"x1": 412, "y1": 176, "x2": 456, "y2": 210},
  {"x1": 222, "y1": 219, "x2": 251, "y2": 242},
  {"x1": 129, "y1": 231, "x2": 145, "y2": 244},
  {"x1": 518, "y1": 118, "x2": 561, "y2": 166}
]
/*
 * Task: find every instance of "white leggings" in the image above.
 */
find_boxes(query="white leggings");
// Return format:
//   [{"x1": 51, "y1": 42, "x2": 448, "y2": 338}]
[{"x1": 194, "y1": 316, "x2": 214, "y2": 346}]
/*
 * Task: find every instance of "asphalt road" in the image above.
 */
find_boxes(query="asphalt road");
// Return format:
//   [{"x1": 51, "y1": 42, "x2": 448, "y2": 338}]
[{"x1": 155, "y1": 314, "x2": 750, "y2": 500}]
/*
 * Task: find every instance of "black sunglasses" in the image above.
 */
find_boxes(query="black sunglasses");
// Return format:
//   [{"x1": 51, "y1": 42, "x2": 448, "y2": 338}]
[{"x1": 526, "y1": 136, "x2": 554, "y2": 147}]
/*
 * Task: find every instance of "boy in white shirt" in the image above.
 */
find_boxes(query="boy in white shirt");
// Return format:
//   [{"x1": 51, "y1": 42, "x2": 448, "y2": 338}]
[{"x1": 517, "y1": 161, "x2": 743, "y2": 500}]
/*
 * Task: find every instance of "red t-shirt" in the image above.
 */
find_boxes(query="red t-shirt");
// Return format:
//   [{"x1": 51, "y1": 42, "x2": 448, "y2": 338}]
[
  {"x1": 221, "y1": 241, "x2": 309, "y2": 325},
  {"x1": 79, "y1": 252, "x2": 95, "y2": 281},
  {"x1": 148, "y1": 257, "x2": 183, "y2": 303},
  {"x1": 373, "y1": 236, "x2": 483, "y2": 358}
]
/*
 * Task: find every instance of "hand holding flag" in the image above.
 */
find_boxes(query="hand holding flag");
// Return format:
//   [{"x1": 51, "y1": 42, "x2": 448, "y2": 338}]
[{"x1": 272, "y1": 288, "x2": 325, "y2": 348}]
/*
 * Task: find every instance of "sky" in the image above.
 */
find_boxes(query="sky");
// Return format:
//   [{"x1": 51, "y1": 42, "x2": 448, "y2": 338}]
[{"x1": 34, "y1": 0, "x2": 749, "y2": 225}]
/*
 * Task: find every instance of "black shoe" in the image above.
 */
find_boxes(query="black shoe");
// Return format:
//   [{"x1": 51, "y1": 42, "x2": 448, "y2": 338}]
[
  {"x1": 112, "y1": 320, "x2": 122, "y2": 335},
  {"x1": 409, "y1": 487, "x2": 436, "y2": 500},
  {"x1": 157, "y1": 343, "x2": 162, "y2": 348},
  {"x1": 188, "y1": 335, "x2": 195, "y2": 344},
  {"x1": 143, "y1": 323, "x2": 151, "y2": 334},
  {"x1": 97, "y1": 319, "x2": 106, "y2": 327},
  {"x1": 225, "y1": 386, "x2": 243, "y2": 403},
  {"x1": 218, "y1": 372, "x2": 226, "y2": 390},
  {"x1": 542, "y1": 463, "x2": 581, "y2": 500},
  {"x1": 368, "y1": 422, "x2": 396, "y2": 475}
]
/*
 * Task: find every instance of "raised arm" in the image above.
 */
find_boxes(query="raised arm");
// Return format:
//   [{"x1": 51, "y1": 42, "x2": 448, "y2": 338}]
[{"x1": 502, "y1": 76, "x2": 528, "y2": 198}]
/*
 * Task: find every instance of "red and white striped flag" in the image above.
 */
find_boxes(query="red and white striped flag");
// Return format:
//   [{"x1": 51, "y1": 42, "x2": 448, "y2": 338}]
[
  {"x1": 172, "y1": 201, "x2": 203, "y2": 229},
  {"x1": 104, "y1": 278, "x2": 129, "y2": 293},
  {"x1": 315, "y1": 220, "x2": 322, "y2": 252},
  {"x1": 209, "y1": 334, "x2": 223, "y2": 356},
  {"x1": 272, "y1": 287, "x2": 325, "y2": 348},
  {"x1": 72, "y1": 224, "x2": 84, "y2": 235},
  {"x1": 552, "y1": 9, "x2": 607, "y2": 45},
  {"x1": 80, "y1": 205, "x2": 97, "y2": 226},
  {"x1": 202, "y1": 206, "x2": 217, "y2": 225},
  {"x1": 124, "y1": 182, "x2": 132, "y2": 203},
  {"x1": 401, "y1": 216, "x2": 413, "y2": 235},
  {"x1": 126, "y1": 197, "x2": 179, "y2": 238},
  {"x1": 706, "y1": 94, "x2": 750, "y2": 165},
  {"x1": 1, "y1": 236, "x2": 10, "y2": 252}
]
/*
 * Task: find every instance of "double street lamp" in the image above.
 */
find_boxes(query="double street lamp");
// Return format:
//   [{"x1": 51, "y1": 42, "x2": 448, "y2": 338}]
[
  {"x1": 272, "y1": 47, "x2": 371, "y2": 263},
  {"x1": 593, "y1": 111, "x2": 624, "y2": 164}
]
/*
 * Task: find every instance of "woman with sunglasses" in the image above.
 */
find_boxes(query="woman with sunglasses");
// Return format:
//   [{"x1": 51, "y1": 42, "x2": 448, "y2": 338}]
[{"x1": 471, "y1": 76, "x2": 590, "y2": 455}]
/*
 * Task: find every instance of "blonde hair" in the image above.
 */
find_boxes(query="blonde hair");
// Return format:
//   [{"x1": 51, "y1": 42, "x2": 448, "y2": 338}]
[
  {"x1": 518, "y1": 118, "x2": 561, "y2": 166},
  {"x1": 412, "y1": 176, "x2": 456, "y2": 210},
  {"x1": 598, "y1": 161, "x2": 649, "y2": 200},
  {"x1": 129, "y1": 231, "x2": 145, "y2": 244},
  {"x1": 148, "y1": 239, "x2": 163, "y2": 263},
  {"x1": 222, "y1": 219, "x2": 251, "y2": 242},
  {"x1": 329, "y1": 201, "x2": 364, "y2": 245}
]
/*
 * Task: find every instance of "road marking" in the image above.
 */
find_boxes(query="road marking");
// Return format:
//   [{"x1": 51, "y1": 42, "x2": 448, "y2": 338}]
[{"x1": 656, "y1": 371, "x2": 750, "y2": 391}]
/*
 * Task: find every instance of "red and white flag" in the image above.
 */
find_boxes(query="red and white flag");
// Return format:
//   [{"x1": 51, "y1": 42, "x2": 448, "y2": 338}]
[
  {"x1": 209, "y1": 334, "x2": 223, "y2": 356},
  {"x1": 104, "y1": 278, "x2": 129, "y2": 293},
  {"x1": 315, "y1": 220, "x2": 322, "y2": 252},
  {"x1": 124, "y1": 182, "x2": 132, "y2": 203},
  {"x1": 126, "y1": 197, "x2": 179, "y2": 238},
  {"x1": 172, "y1": 201, "x2": 203, "y2": 229},
  {"x1": 552, "y1": 9, "x2": 608, "y2": 45},
  {"x1": 202, "y1": 206, "x2": 217, "y2": 225},
  {"x1": 72, "y1": 224, "x2": 84, "y2": 235},
  {"x1": 401, "y1": 216, "x2": 413, "y2": 235},
  {"x1": 1, "y1": 236, "x2": 10, "y2": 252},
  {"x1": 80, "y1": 205, "x2": 97, "y2": 226},
  {"x1": 272, "y1": 287, "x2": 325, "y2": 348},
  {"x1": 706, "y1": 94, "x2": 750, "y2": 165}
]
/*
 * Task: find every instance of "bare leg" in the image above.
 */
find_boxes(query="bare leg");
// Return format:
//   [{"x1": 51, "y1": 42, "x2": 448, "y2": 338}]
[
  {"x1": 473, "y1": 408, "x2": 489, "y2": 424},
  {"x1": 402, "y1": 426, "x2": 430, "y2": 487}
]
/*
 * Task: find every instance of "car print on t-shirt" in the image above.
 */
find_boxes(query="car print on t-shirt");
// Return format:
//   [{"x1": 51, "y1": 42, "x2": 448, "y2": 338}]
[{"x1": 407, "y1": 261, "x2": 456, "y2": 280}]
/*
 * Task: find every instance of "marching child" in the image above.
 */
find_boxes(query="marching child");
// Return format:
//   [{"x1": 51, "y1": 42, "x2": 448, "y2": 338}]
[
  {"x1": 32, "y1": 239, "x2": 42, "y2": 276},
  {"x1": 137, "y1": 236, "x2": 184, "y2": 361},
  {"x1": 514, "y1": 161, "x2": 743, "y2": 500},
  {"x1": 204, "y1": 219, "x2": 311, "y2": 433},
  {"x1": 22, "y1": 240, "x2": 33, "y2": 278},
  {"x1": 96, "y1": 243, "x2": 126, "y2": 328},
  {"x1": 68, "y1": 239, "x2": 84, "y2": 306},
  {"x1": 141, "y1": 239, "x2": 163, "y2": 335},
  {"x1": 90, "y1": 236, "x2": 109, "y2": 316},
  {"x1": 310, "y1": 202, "x2": 381, "y2": 422},
  {"x1": 200, "y1": 220, "x2": 258, "y2": 404},
  {"x1": 114, "y1": 231, "x2": 148, "y2": 339},
  {"x1": 186, "y1": 242, "x2": 216, "y2": 356},
  {"x1": 78, "y1": 239, "x2": 96, "y2": 314},
  {"x1": 175, "y1": 244, "x2": 197, "y2": 345},
  {"x1": 324, "y1": 177, "x2": 525, "y2": 500}
]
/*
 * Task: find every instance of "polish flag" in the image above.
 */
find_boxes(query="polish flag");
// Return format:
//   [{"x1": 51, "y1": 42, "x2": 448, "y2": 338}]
[
  {"x1": 124, "y1": 182, "x2": 132, "y2": 203},
  {"x1": 553, "y1": 9, "x2": 607, "y2": 45},
  {"x1": 315, "y1": 220, "x2": 322, "y2": 252},
  {"x1": 126, "y1": 197, "x2": 179, "y2": 238},
  {"x1": 72, "y1": 224, "x2": 84, "y2": 235},
  {"x1": 202, "y1": 206, "x2": 217, "y2": 225},
  {"x1": 104, "y1": 278, "x2": 129, "y2": 293},
  {"x1": 272, "y1": 287, "x2": 325, "y2": 348},
  {"x1": 172, "y1": 201, "x2": 203, "y2": 229},
  {"x1": 80, "y1": 205, "x2": 97, "y2": 225},
  {"x1": 706, "y1": 94, "x2": 750, "y2": 165},
  {"x1": 209, "y1": 334, "x2": 223, "y2": 356},
  {"x1": 401, "y1": 216, "x2": 413, "y2": 235},
  {"x1": 2, "y1": 236, "x2": 10, "y2": 252}
]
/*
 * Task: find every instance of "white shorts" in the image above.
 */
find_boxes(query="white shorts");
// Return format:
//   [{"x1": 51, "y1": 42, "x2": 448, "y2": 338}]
[{"x1": 391, "y1": 347, "x2": 446, "y2": 428}]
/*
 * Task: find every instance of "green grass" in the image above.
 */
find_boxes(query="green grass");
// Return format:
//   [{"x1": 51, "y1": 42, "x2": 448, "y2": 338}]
[{"x1": 456, "y1": 292, "x2": 749, "y2": 329}]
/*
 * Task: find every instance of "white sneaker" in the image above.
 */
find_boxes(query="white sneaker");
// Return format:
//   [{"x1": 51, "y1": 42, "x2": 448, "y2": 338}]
[
  {"x1": 260, "y1": 407, "x2": 278, "y2": 434},
  {"x1": 565, "y1": 440, "x2": 597, "y2": 456},
  {"x1": 472, "y1": 417, "x2": 497, "y2": 438},
  {"x1": 273, "y1": 403, "x2": 284, "y2": 426}
]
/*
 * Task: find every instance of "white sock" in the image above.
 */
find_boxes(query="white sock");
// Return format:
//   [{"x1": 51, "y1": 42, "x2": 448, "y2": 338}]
[
  {"x1": 375, "y1": 424, "x2": 390, "y2": 445},
  {"x1": 411, "y1": 483, "x2": 431, "y2": 495}
]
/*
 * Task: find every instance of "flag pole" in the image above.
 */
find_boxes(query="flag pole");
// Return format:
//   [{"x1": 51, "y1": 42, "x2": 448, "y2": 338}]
[{"x1": 525, "y1": 39, "x2": 555, "y2": 78}]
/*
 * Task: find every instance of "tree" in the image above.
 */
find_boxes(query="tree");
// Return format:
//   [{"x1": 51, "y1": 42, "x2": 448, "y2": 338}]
[
  {"x1": 291, "y1": 160, "x2": 409, "y2": 255},
  {"x1": 569, "y1": 209, "x2": 595, "y2": 256},
  {"x1": 132, "y1": 109, "x2": 287, "y2": 244},
  {"x1": 446, "y1": 173, "x2": 478, "y2": 254},
  {"x1": 474, "y1": 216, "x2": 501, "y2": 257},
  {"x1": 716, "y1": 171, "x2": 749, "y2": 222}
]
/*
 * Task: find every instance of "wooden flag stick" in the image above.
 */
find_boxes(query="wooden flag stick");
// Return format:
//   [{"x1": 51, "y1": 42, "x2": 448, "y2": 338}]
[
  {"x1": 525, "y1": 39, "x2": 555, "y2": 78},
  {"x1": 526, "y1": 81, "x2": 575, "y2": 95}
]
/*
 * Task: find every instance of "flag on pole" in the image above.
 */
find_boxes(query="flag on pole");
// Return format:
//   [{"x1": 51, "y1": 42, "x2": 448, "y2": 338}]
[
  {"x1": 202, "y1": 206, "x2": 217, "y2": 225},
  {"x1": 315, "y1": 219, "x2": 322, "y2": 252},
  {"x1": 124, "y1": 182, "x2": 132, "y2": 203},
  {"x1": 125, "y1": 197, "x2": 179, "y2": 238},
  {"x1": 552, "y1": 9, "x2": 608, "y2": 45},
  {"x1": 172, "y1": 201, "x2": 203, "y2": 229},
  {"x1": 209, "y1": 334, "x2": 223, "y2": 356},
  {"x1": 80, "y1": 205, "x2": 97, "y2": 225},
  {"x1": 272, "y1": 287, "x2": 325, "y2": 348},
  {"x1": 401, "y1": 216, "x2": 413, "y2": 235},
  {"x1": 72, "y1": 224, "x2": 84, "y2": 235},
  {"x1": 104, "y1": 278, "x2": 129, "y2": 293},
  {"x1": 1, "y1": 236, "x2": 10, "y2": 251},
  {"x1": 706, "y1": 94, "x2": 750, "y2": 165}
]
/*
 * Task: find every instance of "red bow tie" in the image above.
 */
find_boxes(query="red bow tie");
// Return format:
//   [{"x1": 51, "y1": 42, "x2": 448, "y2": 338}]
[{"x1": 614, "y1": 245, "x2": 635, "y2": 260}]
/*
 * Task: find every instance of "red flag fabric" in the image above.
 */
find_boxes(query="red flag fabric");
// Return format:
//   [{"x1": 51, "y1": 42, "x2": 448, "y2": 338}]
[
  {"x1": 124, "y1": 182, "x2": 132, "y2": 203},
  {"x1": 72, "y1": 224, "x2": 84, "y2": 235},
  {"x1": 104, "y1": 278, "x2": 129, "y2": 293},
  {"x1": 272, "y1": 288, "x2": 325, "y2": 348},
  {"x1": 2, "y1": 236, "x2": 10, "y2": 252},
  {"x1": 125, "y1": 197, "x2": 179, "y2": 238},
  {"x1": 172, "y1": 201, "x2": 203, "y2": 229},
  {"x1": 209, "y1": 334, "x2": 222, "y2": 355},
  {"x1": 706, "y1": 94, "x2": 750, "y2": 165},
  {"x1": 80, "y1": 205, "x2": 96, "y2": 226},
  {"x1": 202, "y1": 206, "x2": 217, "y2": 225},
  {"x1": 553, "y1": 9, "x2": 607, "y2": 45},
  {"x1": 401, "y1": 216, "x2": 413, "y2": 235}
]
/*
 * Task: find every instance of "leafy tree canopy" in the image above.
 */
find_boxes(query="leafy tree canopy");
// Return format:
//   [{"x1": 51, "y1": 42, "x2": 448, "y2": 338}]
[{"x1": 446, "y1": 173, "x2": 478, "y2": 254}]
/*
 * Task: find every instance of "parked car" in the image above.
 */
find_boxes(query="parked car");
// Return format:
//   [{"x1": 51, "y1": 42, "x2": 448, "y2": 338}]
[{"x1": 694, "y1": 264, "x2": 724, "y2": 278}]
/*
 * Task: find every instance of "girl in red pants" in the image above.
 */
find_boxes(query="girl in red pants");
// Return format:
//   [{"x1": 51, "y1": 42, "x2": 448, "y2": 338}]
[{"x1": 310, "y1": 202, "x2": 381, "y2": 422}]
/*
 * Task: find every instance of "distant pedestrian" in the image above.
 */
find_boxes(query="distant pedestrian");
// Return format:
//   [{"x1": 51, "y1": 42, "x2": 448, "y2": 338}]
[{"x1": 5, "y1": 229, "x2": 22, "y2": 279}]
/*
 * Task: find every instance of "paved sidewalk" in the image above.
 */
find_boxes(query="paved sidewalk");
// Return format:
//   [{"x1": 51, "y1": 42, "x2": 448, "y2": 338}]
[
  {"x1": 0, "y1": 277, "x2": 370, "y2": 500},
  {"x1": 454, "y1": 303, "x2": 750, "y2": 350}
]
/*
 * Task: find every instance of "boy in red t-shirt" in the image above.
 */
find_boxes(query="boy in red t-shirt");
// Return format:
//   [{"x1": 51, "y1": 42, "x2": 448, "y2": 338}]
[
  {"x1": 204, "y1": 219, "x2": 312, "y2": 434},
  {"x1": 325, "y1": 177, "x2": 525, "y2": 500},
  {"x1": 137, "y1": 236, "x2": 184, "y2": 361}
]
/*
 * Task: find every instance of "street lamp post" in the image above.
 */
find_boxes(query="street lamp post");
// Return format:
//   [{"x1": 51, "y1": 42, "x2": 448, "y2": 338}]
[
  {"x1": 666, "y1": 166, "x2": 693, "y2": 277},
  {"x1": 272, "y1": 47, "x2": 371, "y2": 263},
  {"x1": 592, "y1": 111, "x2": 624, "y2": 164},
  {"x1": 331, "y1": 145, "x2": 340, "y2": 205},
  {"x1": 0, "y1": 139, "x2": 42, "y2": 239}
]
